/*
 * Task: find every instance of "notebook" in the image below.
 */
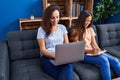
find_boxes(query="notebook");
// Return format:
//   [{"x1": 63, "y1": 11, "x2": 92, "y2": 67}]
[
  {"x1": 50, "y1": 40, "x2": 85, "y2": 66},
  {"x1": 86, "y1": 49, "x2": 107, "y2": 56}
]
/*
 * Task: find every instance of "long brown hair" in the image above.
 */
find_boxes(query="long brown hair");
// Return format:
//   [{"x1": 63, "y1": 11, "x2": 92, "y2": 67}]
[
  {"x1": 42, "y1": 4, "x2": 61, "y2": 36},
  {"x1": 75, "y1": 10, "x2": 93, "y2": 40}
]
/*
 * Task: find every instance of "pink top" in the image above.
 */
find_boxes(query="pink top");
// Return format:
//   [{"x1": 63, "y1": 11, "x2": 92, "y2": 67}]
[{"x1": 84, "y1": 27, "x2": 96, "y2": 50}]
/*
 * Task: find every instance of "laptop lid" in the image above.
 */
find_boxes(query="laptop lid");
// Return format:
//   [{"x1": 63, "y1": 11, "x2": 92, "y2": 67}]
[{"x1": 52, "y1": 40, "x2": 85, "y2": 65}]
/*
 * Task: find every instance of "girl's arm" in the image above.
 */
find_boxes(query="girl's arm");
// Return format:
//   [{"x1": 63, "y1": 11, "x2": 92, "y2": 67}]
[
  {"x1": 85, "y1": 28, "x2": 101, "y2": 54},
  {"x1": 91, "y1": 34, "x2": 101, "y2": 54},
  {"x1": 85, "y1": 36, "x2": 100, "y2": 54},
  {"x1": 37, "y1": 39, "x2": 55, "y2": 58}
]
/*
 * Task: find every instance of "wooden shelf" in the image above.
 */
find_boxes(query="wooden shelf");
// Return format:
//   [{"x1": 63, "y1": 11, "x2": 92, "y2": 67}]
[
  {"x1": 20, "y1": 18, "x2": 42, "y2": 22},
  {"x1": 19, "y1": 18, "x2": 42, "y2": 31}
]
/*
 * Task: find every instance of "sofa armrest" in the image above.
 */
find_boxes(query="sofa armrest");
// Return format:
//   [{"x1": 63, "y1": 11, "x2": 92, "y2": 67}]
[{"x1": 0, "y1": 40, "x2": 9, "y2": 80}]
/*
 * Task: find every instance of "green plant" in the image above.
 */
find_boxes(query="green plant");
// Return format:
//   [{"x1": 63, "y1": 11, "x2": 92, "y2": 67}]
[{"x1": 93, "y1": 0, "x2": 120, "y2": 24}]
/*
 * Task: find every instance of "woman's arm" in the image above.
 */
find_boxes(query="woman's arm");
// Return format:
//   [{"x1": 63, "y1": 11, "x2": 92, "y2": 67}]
[
  {"x1": 37, "y1": 39, "x2": 55, "y2": 58},
  {"x1": 64, "y1": 34, "x2": 69, "y2": 43}
]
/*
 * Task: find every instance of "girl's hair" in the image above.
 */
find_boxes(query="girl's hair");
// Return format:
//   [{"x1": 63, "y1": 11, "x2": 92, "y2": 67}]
[
  {"x1": 42, "y1": 4, "x2": 61, "y2": 36},
  {"x1": 75, "y1": 10, "x2": 93, "y2": 40}
]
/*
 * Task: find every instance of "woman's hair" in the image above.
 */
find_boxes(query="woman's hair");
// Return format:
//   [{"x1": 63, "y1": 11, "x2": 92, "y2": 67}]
[
  {"x1": 75, "y1": 10, "x2": 93, "y2": 40},
  {"x1": 42, "y1": 4, "x2": 61, "y2": 36}
]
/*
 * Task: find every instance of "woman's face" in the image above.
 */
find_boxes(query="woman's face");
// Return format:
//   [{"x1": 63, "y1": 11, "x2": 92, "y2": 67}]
[
  {"x1": 84, "y1": 16, "x2": 92, "y2": 28},
  {"x1": 50, "y1": 10, "x2": 60, "y2": 26}
]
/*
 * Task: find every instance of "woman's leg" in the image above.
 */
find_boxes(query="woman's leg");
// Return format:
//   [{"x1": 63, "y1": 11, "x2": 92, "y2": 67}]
[
  {"x1": 84, "y1": 54, "x2": 111, "y2": 80},
  {"x1": 103, "y1": 53, "x2": 120, "y2": 77},
  {"x1": 58, "y1": 64, "x2": 73, "y2": 80},
  {"x1": 40, "y1": 56, "x2": 73, "y2": 80}
]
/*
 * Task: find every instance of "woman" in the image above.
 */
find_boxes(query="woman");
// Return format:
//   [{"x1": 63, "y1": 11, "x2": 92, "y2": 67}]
[
  {"x1": 37, "y1": 5, "x2": 73, "y2": 80},
  {"x1": 69, "y1": 10, "x2": 120, "y2": 80}
]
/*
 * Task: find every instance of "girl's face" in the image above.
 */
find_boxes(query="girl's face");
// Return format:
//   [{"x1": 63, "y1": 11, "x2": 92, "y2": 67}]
[
  {"x1": 50, "y1": 10, "x2": 60, "y2": 26},
  {"x1": 84, "y1": 16, "x2": 92, "y2": 28}
]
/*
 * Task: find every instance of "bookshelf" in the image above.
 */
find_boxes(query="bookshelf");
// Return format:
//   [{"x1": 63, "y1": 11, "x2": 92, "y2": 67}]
[
  {"x1": 19, "y1": 18, "x2": 42, "y2": 31},
  {"x1": 19, "y1": 0, "x2": 94, "y2": 30},
  {"x1": 43, "y1": 0, "x2": 94, "y2": 27}
]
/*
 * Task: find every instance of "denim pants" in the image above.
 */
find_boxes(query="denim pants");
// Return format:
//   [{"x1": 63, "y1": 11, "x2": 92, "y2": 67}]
[
  {"x1": 40, "y1": 56, "x2": 73, "y2": 80},
  {"x1": 84, "y1": 53, "x2": 120, "y2": 80}
]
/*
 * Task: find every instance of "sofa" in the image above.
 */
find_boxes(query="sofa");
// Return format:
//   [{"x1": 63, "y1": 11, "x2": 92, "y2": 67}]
[
  {"x1": 0, "y1": 23, "x2": 120, "y2": 80},
  {"x1": 0, "y1": 30, "x2": 79, "y2": 80}
]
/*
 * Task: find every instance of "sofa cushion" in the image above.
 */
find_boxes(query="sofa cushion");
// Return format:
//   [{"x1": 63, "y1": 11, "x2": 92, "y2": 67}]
[
  {"x1": 8, "y1": 30, "x2": 40, "y2": 62},
  {"x1": 10, "y1": 58, "x2": 54, "y2": 80},
  {"x1": 96, "y1": 23, "x2": 120, "y2": 58},
  {"x1": 73, "y1": 61, "x2": 116, "y2": 80},
  {"x1": 74, "y1": 62, "x2": 101, "y2": 80},
  {"x1": 10, "y1": 58, "x2": 80, "y2": 80},
  {"x1": 96, "y1": 23, "x2": 120, "y2": 48},
  {"x1": 104, "y1": 45, "x2": 120, "y2": 58}
]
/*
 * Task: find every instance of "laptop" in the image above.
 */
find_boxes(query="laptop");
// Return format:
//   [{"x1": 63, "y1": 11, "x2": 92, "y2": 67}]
[{"x1": 50, "y1": 40, "x2": 85, "y2": 66}]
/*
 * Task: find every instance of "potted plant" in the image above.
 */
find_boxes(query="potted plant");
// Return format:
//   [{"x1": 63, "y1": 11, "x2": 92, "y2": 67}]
[{"x1": 93, "y1": 0, "x2": 120, "y2": 24}]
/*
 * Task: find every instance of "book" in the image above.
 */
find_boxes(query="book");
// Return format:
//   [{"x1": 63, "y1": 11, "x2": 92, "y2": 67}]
[{"x1": 86, "y1": 49, "x2": 107, "y2": 56}]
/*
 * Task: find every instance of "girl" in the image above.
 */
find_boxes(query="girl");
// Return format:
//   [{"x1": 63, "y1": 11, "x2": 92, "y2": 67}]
[{"x1": 69, "y1": 10, "x2": 120, "y2": 80}]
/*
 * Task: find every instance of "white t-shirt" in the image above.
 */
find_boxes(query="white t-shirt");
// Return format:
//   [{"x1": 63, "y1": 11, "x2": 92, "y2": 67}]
[{"x1": 37, "y1": 24, "x2": 68, "y2": 54}]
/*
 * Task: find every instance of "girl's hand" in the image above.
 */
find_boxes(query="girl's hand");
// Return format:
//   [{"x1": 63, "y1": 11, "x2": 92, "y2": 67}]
[{"x1": 93, "y1": 48, "x2": 101, "y2": 54}]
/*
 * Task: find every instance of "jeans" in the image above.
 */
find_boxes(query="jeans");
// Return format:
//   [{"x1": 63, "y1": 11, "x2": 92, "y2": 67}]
[
  {"x1": 40, "y1": 56, "x2": 73, "y2": 80},
  {"x1": 84, "y1": 53, "x2": 120, "y2": 80}
]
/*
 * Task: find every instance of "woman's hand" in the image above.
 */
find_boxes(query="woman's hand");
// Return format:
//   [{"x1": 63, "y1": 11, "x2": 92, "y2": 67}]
[{"x1": 51, "y1": 54, "x2": 55, "y2": 59}]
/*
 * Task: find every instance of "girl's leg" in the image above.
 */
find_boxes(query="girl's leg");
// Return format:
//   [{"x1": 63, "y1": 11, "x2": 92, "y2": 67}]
[
  {"x1": 103, "y1": 53, "x2": 120, "y2": 77},
  {"x1": 40, "y1": 56, "x2": 73, "y2": 80},
  {"x1": 84, "y1": 54, "x2": 111, "y2": 80}
]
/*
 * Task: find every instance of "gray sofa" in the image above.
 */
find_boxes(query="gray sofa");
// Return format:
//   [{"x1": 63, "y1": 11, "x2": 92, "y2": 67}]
[{"x1": 0, "y1": 23, "x2": 120, "y2": 80}]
